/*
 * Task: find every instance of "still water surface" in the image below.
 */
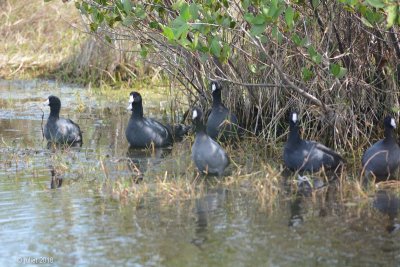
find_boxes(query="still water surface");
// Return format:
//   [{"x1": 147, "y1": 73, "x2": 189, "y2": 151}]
[{"x1": 0, "y1": 79, "x2": 399, "y2": 266}]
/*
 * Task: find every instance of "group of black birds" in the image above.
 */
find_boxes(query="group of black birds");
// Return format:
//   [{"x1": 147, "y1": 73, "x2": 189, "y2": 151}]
[{"x1": 43, "y1": 81, "x2": 400, "y2": 184}]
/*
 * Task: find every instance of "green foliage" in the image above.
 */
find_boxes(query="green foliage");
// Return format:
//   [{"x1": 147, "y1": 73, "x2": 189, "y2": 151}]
[
  {"x1": 330, "y1": 63, "x2": 347, "y2": 79},
  {"x1": 301, "y1": 67, "x2": 313, "y2": 81},
  {"x1": 67, "y1": 0, "x2": 400, "y2": 82},
  {"x1": 340, "y1": 0, "x2": 399, "y2": 29}
]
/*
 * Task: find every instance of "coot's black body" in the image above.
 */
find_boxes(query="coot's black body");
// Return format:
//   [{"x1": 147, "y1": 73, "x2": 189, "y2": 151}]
[
  {"x1": 362, "y1": 116, "x2": 400, "y2": 182},
  {"x1": 44, "y1": 96, "x2": 82, "y2": 144},
  {"x1": 125, "y1": 92, "x2": 174, "y2": 148},
  {"x1": 283, "y1": 112, "x2": 343, "y2": 173},
  {"x1": 192, "y1": 107, "x2": 229, "y2": 176},
  {"x1": 206, "y1": 81, "x2": 241, "y2": 141}
]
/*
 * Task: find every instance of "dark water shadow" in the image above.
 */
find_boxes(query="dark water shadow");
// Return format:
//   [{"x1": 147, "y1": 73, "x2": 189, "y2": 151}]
[
  {"x1": 191, "y1": 184, "x2": 227, "y2": 248},
  {"x1": 288, "y1": 180, "x2": 340, "y2": 228},
  {"x1": 49, "y1": 167, "x2": 63, "y2": 189},
  {"x1": 126, "y1": 147, "x2": 172, "y2": 182},
  {"x1": 373, "y1": 190, "x2": 400, "y2": 233}
]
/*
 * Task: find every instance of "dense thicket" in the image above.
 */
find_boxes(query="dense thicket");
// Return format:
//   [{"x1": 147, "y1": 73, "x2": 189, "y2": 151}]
[{"x1": 63, "y1": 0, "x2": 400, "y2": 148}]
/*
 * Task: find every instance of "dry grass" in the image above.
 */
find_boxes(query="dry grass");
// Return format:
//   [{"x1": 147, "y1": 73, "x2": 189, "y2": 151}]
[
  {"x1": 0, "y1": 0, "x2": 84, "y2": 79},
  {"x1": 0, "y1": 0, "x2": 151, "y2": 84}
]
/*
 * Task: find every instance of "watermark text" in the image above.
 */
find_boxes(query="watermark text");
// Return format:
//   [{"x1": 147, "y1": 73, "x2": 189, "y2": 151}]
[{"x1": 17, "y1": 257, "x2": 54, "y2": 264}]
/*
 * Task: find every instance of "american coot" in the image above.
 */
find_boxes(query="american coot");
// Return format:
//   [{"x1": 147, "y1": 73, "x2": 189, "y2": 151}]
[
  {"x1": 283, "y1": 112, "x2": 344, "y2": 173},
  {"x1": 125, "y1": 91, "x2": 177, "y2": 148},
  {"x1": 206, "y1": 81, "x2": 241, "y2": 141},
  {"x1": 44, "y1": 96, "x2": 82, "y2": 144},
  {"x1": 361, "y1": 116, "x2": 400, "y2": 182},
  {"x1": 192, "y1": 107, "x2": 229, "y2": 176}
]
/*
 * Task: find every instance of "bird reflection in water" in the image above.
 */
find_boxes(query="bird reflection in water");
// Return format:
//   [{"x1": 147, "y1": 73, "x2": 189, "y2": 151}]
[
  {"x1": 373, "y1": 190, "x2": 400, "y2": 233},
  {"x1": 126, "y1": 147, "x2": 172, "y2": 183},
  {"x1": 50, "y1": 167, "x2": 63, "y2": 189},
  {"x1": 288, "y1": 175, "x2": 338, "y2": 227},
  {"x1": 191, "y1": 187, "x2": 227, "y2": 248}
]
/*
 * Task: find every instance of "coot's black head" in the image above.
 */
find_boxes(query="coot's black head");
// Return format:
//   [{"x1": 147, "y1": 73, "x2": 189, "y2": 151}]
[
  {"x1": 289, "y1": 112, "x2": 299, "y2": 125},
  {"x1": 127, "y1": 91, "x2": 143, "y2": 111},
  {"x1": 192, "y1": 107, "x2": 205, "y2": 132},
  {"x1": 45, "y1": 95, "x2": 61, "y2": 108},
  {"x1": 45, "y1": 95, "x2": 61, "y2": 116},
  {"x1": 192, "y1": 107, "x2": 203, "y2": 123},
  {"x1": 384, "y1": 116, "x2": 396, "y2": 129},
  {"x1": 210, "y1": 81, "x2": 222, "y2": 105},
  {"x1": 210, "y1": 81, "x2": 222, "y2": 93}
]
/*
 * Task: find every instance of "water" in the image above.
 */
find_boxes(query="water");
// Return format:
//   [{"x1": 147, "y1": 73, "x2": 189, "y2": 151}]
[{"x1": 0, "y1": 79, "x2": 399, "y2": 266}]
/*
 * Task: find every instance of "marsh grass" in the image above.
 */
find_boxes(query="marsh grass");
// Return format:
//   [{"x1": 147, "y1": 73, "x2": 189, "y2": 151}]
[
  {"x1": 0, "y1": 0, "x2": 84, "y2": 79},
  {"x1": 2, "y1": 110, "x2": 393, "y2": 211},
  {"x1": 2, "y1": 131, "x2": 399, "y2": 217},
  {"x1": 0, "y1": 0, "x2": 149, "y2": 85}
]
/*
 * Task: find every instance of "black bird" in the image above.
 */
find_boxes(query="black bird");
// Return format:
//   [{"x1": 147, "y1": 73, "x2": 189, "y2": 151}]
[
  {"x1": 206, "y1": 81, "x2": 241, "y2": 141},
  {"x1": 125, "y1": 92, "x2": 189, "y2": 148},
  {"x1": 283, "y1": 112, "x2": 344, "y2": 173},
  {"x1": 44, "y1": 95, "x2": 82, "y2": 144},
  {"x1": 361, "y1": 116, "x2": 400, "y2": 182},
  {"x1": 192, "y1": 107, "x2": 229, "y2": 176}
]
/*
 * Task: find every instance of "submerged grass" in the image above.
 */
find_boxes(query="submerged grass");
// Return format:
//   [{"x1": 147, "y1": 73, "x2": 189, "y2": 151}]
[{"x1": 2, "y1": 133, "x2": 400, "y2": 215}]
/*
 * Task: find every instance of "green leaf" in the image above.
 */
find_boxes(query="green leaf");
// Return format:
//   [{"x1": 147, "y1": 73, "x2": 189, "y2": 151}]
[
  {"x1": 122, "y1": 0, "x2": 132, "y2": 14},
  {"x1": 242, "y1": 0, "x2": 250, "y2": 10},
  {"x1": 385, "y1": 4, "x2": 398, "y2": 28},
  {"x1": 221, "y1": 43, "x2": 230, "y2": 62},
  {"x1": 171, "y1": 17, "x2": 186, "y2": 28},
  {"x1": 365, "y1": 0, "x2": 385, "y2": 9},
  {"x1": 302, "y1": 67, "x2": 313, "y2": 81},
  {"x1": 189, "y1": 4, "x2": 199, "y2": 20},
  {"x1": 330, "y1": 63, "x2": 347, "y2": 78},
  {"x1": 261, "y1": 7, "x2": 270, "y2": 17},
  {"x1": 149, "y1": 21, "x2": 159, "y2": 29},
  {"x1": 173, "y1": 23, "x2": 189, "y2": 39},
  {"x1": 135, "y1": 5, "x2": 146, "y2": 19},
  {"x1": 171, "y1": 0, "x2": 185, "y2": 10},
  {"x1": 210, "y1": 37, "x2": 221, "y2": 57},
  {"x1": 179, "y1": 3, "x2": 191, "y2": 22},
  {"x1": 105, "y1": 35, "x2": 112, "y2": 44},
  {"x1": 162, "y1": 26, "x2": 175, "y2": 41},
  {"x1": 291, "y1": 33, "x2": 304, "y2": 46},
  {"x1": 307, "y1": 46, "x2": 321, "y2": 64},
  {"x1": 346, "y1": 0, "x2": 358, "y2": 5},
  {"x1": 222, "y1": 17, "x2": 231, "y2": 27},
  {"x1": 259, "y1": 35, "x2": 268, "y2": 44},
  {"x1": 285, "y1": 7, "x2": 295, "y2": 30},
  {"x1": 140, "y1": 46, "x2": 148, "y2": 58},
  {"x1": 249, "y1": 64, "x2": 257, "y2": 74},
  {"x1": 250, "y1": 23, "x2": 267, "y2": 36},
  {"x1": 311, "y1": 0, "x2": 320, "y2": 9},
  {"x1": 244, "y1": 13, "x2": 255, "y2": 23},
  {"x1": 122, "y1": 15, "x2": 135, "y2": 26},
  {"x1": 272, "y1": 26, "x2": 283, "y2": 44},
  {"x1": 191, "y1": 32, "x2": 199, "y2": 49},
  {"x1": 90, "y1": 22, "x2": 98, "y2": 32},
  {"x1": 360, "y1": 17, "x2": 373, "y2": 27},
  {"x1": 252, "y1": 14, "x2": 266, "y2": 25},
  {"x1": 268, "y1": 5, "x2": 284, "y2": 20}
]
